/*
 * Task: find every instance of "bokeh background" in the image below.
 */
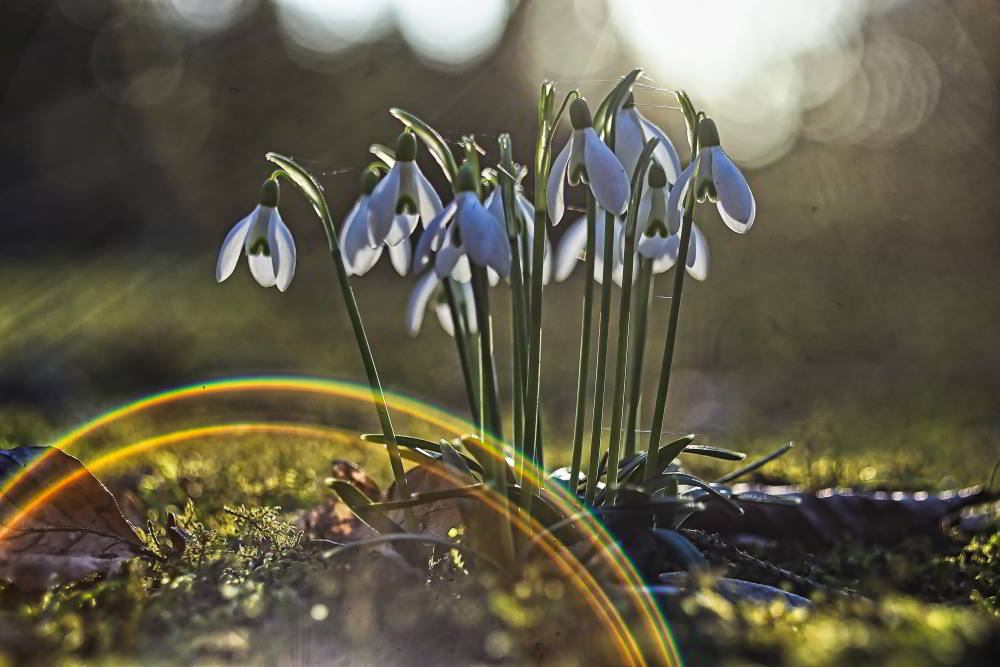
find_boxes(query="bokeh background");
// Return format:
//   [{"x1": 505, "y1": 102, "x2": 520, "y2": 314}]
[{"x1": 1, "y1": 0, "x2": 998, "y2": 483}]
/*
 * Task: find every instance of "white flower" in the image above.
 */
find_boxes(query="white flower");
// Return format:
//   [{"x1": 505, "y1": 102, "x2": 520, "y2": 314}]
[
  {"x1": 216, "y1": 179, "x2": 297, "y2": 292},
  {"x1": 547, "y1": 98, "x2": 630, "y2": 225},
  {"x1": 637, "y1": 223, "x2": 710, "y2": 281},
  {"x1": 367, "y1": 132, "x2": 442, "y2": 248},
  {"x1": 553, "y1": 208, "x2": 626, "y2": 286},
  {"x1": 340, "y1": 170, "x2": 410, "y2": 277},
  {"x1": 424, "y1": 165, "x2": 511, "y2": 281},
  {"x1": 667, "y1": 118, "x2": 756, "y2": 235},
  {"x1": 614, "y1": 94, "x2": 681, "y2": 185},
  {"x1": 483, "y1": 186, "x2": 552, "y2": 284},
  {"x1": 405, "y1": 269, "x2": 478, "y2": 337}
]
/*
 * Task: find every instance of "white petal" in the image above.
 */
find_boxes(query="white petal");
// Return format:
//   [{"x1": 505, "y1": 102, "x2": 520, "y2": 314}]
[
  {"x1": 248, "y1": 252, "x2": 277, "y2": 288},
  {"x1": 638, "y1": 115, "x2": 682, "y2": 184},
  {"x1": 484, "y1": 189, "x2": 505, "y2": 226},
  {"x1": 435, "y1": 243, "x2": 464, "y2": 280},
  {"x1": 516, "y1": 192, "x2": 535, "y2": 232},
  {"x1": 458, "y1": 193, "x2": 510, "y2": 277},
  {"x1": 614, "y1": 108, "x2": 646, "y2": 178},
  {"x1": 582, "y1": 127, "x2": 630, "y2": 215},
  {"x1": 487, "y1": 268, "x2": 501, "y2": 286},
  {"x1": 341, "y1": 197, "x2": 370, "y2": 275},
  {"x1": 354, "y1": 244, "x2": 384, "y2": 277},
  {"x1": 270, "y1": 210, "x2": 296, "y2": 292},
  {"x1": 451, "y1": 254, "x2": 472, "y2": 283},
  {"x1": 367, "y1": 165, "x2": 401, "y2": 247},
  {"x1": 710, "y1": 147, "x2": 755, "y2": 233},
  {"x1": 554, "y1": 214, "x2": 587, "y2": 282},
  {"x1": 216, "y1": 212, "x2": 253, "y2": 283},
  {"x1": 667, "y1": 163, "x2": 693, "y2": 236},
  {"x1": 388, "y1": 235, "x2": 411, "y2": 276},
  {"x1": 412, "y1": 163, "x2": 443, "y2": 225},
  {"x1": 546, "y1": 136, "x2": 572, "y2": 225},
  {"x1": 406, "y1": 270, "x2": 438, "y2": 336},
  {"x1": 434, "y1": 299, "x2": 456, "y2": 336},
  {"x1": 414, "y1": 200, "x2": 457, "y2": 272},
  {"x1": 385, "y1": 213, "x2": 419, "y2": 246},
  {"x1": 244, "y1": 205, "x2": 272, "y2": 254},
  {"x1": 686, "y1": 223, "x2": 710, "y2": 281}
]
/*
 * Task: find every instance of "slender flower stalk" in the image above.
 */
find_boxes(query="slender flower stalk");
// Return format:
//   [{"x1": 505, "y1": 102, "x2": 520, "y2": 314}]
[
  {"x1": 624, "y1": 256, "x2": 654, "y2": 457},
  {"x1": 568, "y1": 191, "x2": 597, "y2": 493},
  {"x1": 262, "y1": 154, "x2": 416, "y2": 530}
]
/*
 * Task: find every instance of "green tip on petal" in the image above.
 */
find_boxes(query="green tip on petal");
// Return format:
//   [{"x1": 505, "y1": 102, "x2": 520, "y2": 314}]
[
  {"x1": 648, "y1": 163, "x2": 667, "y2": 189},
  {"x1": 259, "y1": 178, "x2": 279, "y2": 207},
  {"x1": 569, "y1": 97, "x2": 593, "y2": 130},
  {"x1": 623, "y1": 92, "x2": 636, "y2": 109},
  {"x1": 395, "y1": 131, "x2": 418, "y2": 161},
  {"x1": 361, "y1": 168, "x2": 382, "y2": 196},
  {"x1": 697, "y1": 118, "x2": 721, "y2": 148},
  {"x1": 455, "y1": 163, "x2": 478, "y2": 193}
]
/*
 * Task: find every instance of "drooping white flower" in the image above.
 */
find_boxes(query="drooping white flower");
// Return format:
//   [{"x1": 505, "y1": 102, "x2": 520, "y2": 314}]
[
  {"x1": 483, "y1": 186, "x2": 552, "y2": 285},
  {"x1": 367, "y1": 131, "x2": 442, "y2": 248},
  {"x1": 405, "y1": 269, "x2": 478, "y2": 337},
  {"x1": 340, "y1": 169, "x2": 410, "y2": 277},
  {"x1": 637, "y1": 221, "x2": 710, "y2": 281},
  {"x1": 429, "y1": 165, "x2": 512, "y2": 281},
  {"x1": 547, "y1": 98, "x2": 630, "y2": 225},
  {"x1": 216, "y1": 179, "x2": 297, "y2": 292},
  {"x1": 614, "y1": 93, "x2": 681, "y2": 185},
  {"x1": 616, "y1": 161, "x2": 674, "y2": 262},
  {"x1": 553, "y1": 208, "x2": 625, "y2": 286},
  {"x1": 667, "y1": 118, "x2": 755, "y2": 235}
]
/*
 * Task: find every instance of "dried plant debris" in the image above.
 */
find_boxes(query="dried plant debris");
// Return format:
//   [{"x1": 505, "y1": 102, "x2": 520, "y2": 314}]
[{"x1": 0, "y1": 446, "x2": 146, "y2": 590}]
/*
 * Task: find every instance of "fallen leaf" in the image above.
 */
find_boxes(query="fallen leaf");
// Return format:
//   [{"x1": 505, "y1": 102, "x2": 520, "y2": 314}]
[
  {"x1": 387, "y1": 462, "x2": 476, "y2": 540},
  {"x1": 0, "y1": 446, "x2": 146, "y2": 590},
  {"x1": 298, "y1": 460, "x2": 382, "y2": 542}
]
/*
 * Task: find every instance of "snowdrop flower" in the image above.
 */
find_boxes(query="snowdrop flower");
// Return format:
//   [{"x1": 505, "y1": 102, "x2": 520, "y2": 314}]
[
  {"x1": 340, "y1": 169, "x2": 410, "y2": 277},
  {"x1": 616, "y1": 162, "x2": 674, "y2": 262},
  {"x1": 428, "y1": 165, "x2": 512, "y2": 281},
  {"x1": 637, "y1": 220, "x2": 710, "y2": 281},
  {"x1": 483, "y1": 185, "x2": 552, "y2": 284},
  {"x1": 614, "y1": 94, "x2": 681, "y2": 185},
  {"x1": 668, "y1": 118, "x2": 756, "y2": 234},
  {"x1": 367, "y1": 131, "x2": 442, "y2": 248},
  {"x1": 553, "y1": 208, "x2": 626, "y2": 286},
  {"x1": 547, "y1": 98, "x2": 630, "y2": 225},
  {"x1": 216, "y1": 179, "x2": 296, "y2": 292},
  {"x1": 405, "y1": 269, "x2": 478, "y2": 337}
]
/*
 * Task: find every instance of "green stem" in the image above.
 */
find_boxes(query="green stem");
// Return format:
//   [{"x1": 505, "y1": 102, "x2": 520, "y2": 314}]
[
  {"x1": 444, "y1": 279, "x2": 480, "y2": 428},
  {"x1": 268, "y1": 164, "x2": 416, "y2": 531},
  {"x1": 584, "y1": 206, "x2": 616, "y2": 505},
  {"x1": 624, "y1": 258, "x2": 654, "y2": 457},
  {"x1": 644, "y1": 195, "x2": 697, "y2": 483},
  {"x1": 568, "y1": 191, "x2": 597, "y2": 494}
]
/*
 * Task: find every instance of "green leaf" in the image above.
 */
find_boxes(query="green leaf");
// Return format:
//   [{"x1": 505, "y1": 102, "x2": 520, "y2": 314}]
[
  {"x1": 715, "y1": 441, "x2": 795, "y2": 484},
  {"x1": 362, "y1": 434, "x2": 485, "y2": 476},
  {"x1": 651, "y1": 529, "x2": 709, "y2": 572},
  {"x1": 669, "y1": 473, "x2": 744, "y2": 515},
  {"x1": 389, "y1": 108, "x2": 458, "y2": 182},
  {"x1": 330, "y1": 480, "x2": 406, "y2": 535},
  {"x1": 593, "y1": 68, "x2": 643, "y2": 139},
  {"x1": 439, "y1": 440, "x2": 474, "y2": 477},
  {"x1": 733, "y1": 491, "x2": 802, "y2": 507},
  {"x1": 680, "y1": 445, "x2": 746, "y2": 461},
  {"x1": 366, "y1": 483, "x2": 485, "y2": 512},
  {"x1": 265, "y1": 152, "x2": 326, "y2": 218},
  {"x1": 369, "y1": 143, "x2": 396, "y2": 167},
  {"x1": 460, "y1": 435, "x2": 516, "y2": 487}
]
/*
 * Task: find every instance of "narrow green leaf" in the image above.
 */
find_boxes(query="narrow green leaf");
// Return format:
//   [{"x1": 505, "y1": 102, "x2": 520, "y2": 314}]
[
  {"x1": 330, "y1": 480, "x2": 406, "y2": 535},
  {"x1": 366, "y1": 483, "x2": 484, "y2": 511},
  {"x1": 439, "y1": 440, "x2": 474, "y2": 477},
  {"x1": 460, "y1": 435, "x2": 517, "y2": 486},
  {"x1": 733, "y1": 491, "x2": 802, "y2": 507},
  {"x1": 362, "y1": 432, "x2": 442, "y2": 452},
  {"x1": 669, "y1": 472, "x2": 744, "y2": 515},
  {"x1": 680, "y1": 445, "x2": 746, "y2": 461},
  {"x1": 369, "y1": 143, "x2": 396, "y2": 167},
  {"x1": 389, "y1": 108, "x2": 458, "y2": 182},
  {"x1": 714, "y1": 442, "x2": 795, "y2": 484}
]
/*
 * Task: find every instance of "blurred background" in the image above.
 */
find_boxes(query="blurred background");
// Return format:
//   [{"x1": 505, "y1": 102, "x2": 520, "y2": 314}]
[{"x1": 1, "y1": 0, "x2": 998, "y2": 483}]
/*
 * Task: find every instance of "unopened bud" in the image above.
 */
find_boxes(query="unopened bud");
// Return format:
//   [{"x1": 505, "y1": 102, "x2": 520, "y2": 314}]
[
  {"x1": 455, "y1": 163, "x2": 478, "y2": 193},
  {"x1": 648, "y1": 163, "x2": 667, "y2": 189},
  {"x1": 259, "y1": 178, "x2": 279, "y2": 207},
  {"x1": 569, "y1": 98, "x2": 593, "y2": 130},
  {"x1": 395, "y1": 131, "x2": 418, "y2": 161},
  {"x1": 696, "y1": 118, "x2": 720, "y2": 149}
]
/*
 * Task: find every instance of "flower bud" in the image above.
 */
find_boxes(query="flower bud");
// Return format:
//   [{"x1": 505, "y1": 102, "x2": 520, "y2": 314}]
[
  {"x1": 259, "y1": 178, "x2": 279, "y2": 207},
  {"x1": 648, "y1": 163, "x2": 668, "y2": 189},
  {"x1": 361, "y1": 168, "x2": 382, "y2": 196},
  {"x1": 395, "y1": 131, "x2": 418, "y2": 162},
  {"x1": 569, "y1": 98, "x2": 593, "y2": 130},
  {"x1": 696, "y1": 118, "x2": 720, "y2": 149},
  {"x1": 455, "y1": 163, "x2": 478, "y2": 193}
]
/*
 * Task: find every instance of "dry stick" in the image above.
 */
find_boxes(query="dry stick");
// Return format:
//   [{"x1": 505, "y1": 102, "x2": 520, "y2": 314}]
[
  {"x1": 568, "y1": 191, "x2": 598, "y2": 492},
  {"x1": 624, "y1": 258, "x2": 654, "y2": 457}
]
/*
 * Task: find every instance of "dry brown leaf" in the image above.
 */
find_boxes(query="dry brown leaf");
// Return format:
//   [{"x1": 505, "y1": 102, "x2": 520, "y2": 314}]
[
  {"x1": 387, "y1": 462, "x2": 476, "y2": 539},
  {"x1": 298, "y1": 460, "x2": 382, "y2": 542},
  {"x1": 0, "y1": 446, "x2": 146, "y2": 590}
]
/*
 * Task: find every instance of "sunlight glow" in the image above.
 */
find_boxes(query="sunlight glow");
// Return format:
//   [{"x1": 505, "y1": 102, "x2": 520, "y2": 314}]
[{"x1": 392, "y1": 0, "x2": 510, "y2": 68}]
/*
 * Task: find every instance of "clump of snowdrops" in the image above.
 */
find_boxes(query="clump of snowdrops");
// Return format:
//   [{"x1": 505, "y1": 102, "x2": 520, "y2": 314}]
[{"x1": 215, "y1": 70, "x2": 791, "y2": 574}]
